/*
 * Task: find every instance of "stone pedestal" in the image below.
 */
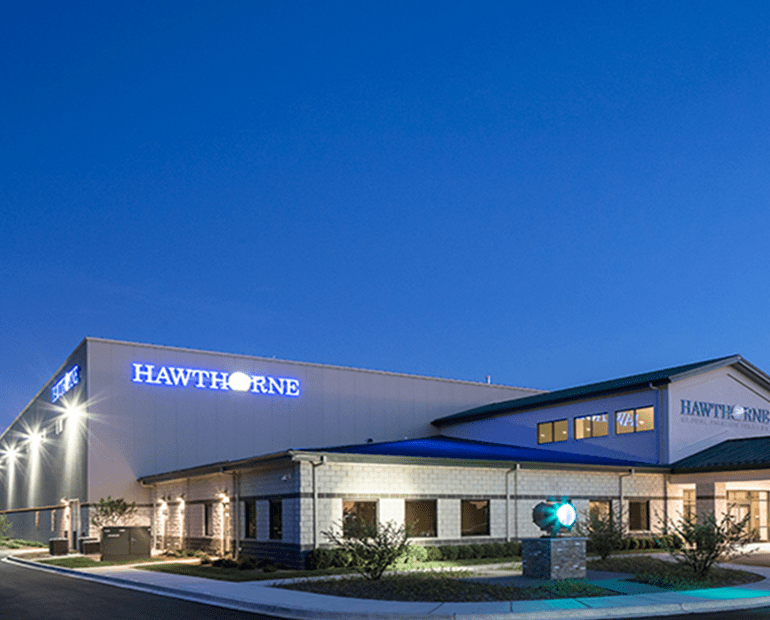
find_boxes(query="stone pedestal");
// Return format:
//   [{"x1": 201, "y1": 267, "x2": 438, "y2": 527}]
[{"x1": 522, "y1": 537, "x2": 586, "y2": 579}]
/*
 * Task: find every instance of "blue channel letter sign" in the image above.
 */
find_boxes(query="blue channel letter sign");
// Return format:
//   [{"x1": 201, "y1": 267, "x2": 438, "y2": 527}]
[{"x1": 131, "y1": 363, "x2": 301, "y2": 397}]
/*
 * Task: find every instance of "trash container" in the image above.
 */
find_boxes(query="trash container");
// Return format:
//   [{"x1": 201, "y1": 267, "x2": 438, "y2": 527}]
[
  {"x1": 101, "y1": 527, "x2": 151, "y2": 561},
  {"x1": 79, "y1": 538, "x2": 101, "y2": 554},
  {"x1": 49, "y1": 538, "x2": 69, "y2": 556}
]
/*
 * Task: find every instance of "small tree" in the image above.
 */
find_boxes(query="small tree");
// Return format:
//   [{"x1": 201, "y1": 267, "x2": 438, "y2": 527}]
[
  {"x1": 323, "y1": 519, "x2": 411, "y2": 581},
  {"x1": 0, "y1": 514, "x2": 10, "y2": 539},
  {"x1": 576, "y1": 507, "x2": 624, "y2": 560},
  {"x1": 662, "y1": 510, "x2": 754, "y2": 578},
  {"x1": 91, "y1": 496, "x2": 139, "y2": 535}
]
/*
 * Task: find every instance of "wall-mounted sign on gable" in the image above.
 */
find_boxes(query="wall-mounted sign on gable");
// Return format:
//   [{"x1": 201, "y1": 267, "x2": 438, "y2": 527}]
[
  {"x1": 52, "y1": 365, "x2": 80, "y2": 403},
  {"x1": 131, "y1": 363, "x2": 301, "y2": 397},
  {"x1": 680, "y1": 399, "x2": 770, "y2": 424}
]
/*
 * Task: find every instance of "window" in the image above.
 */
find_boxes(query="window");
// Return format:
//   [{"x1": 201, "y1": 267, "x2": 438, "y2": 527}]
[
  {"x1": 405, "y1": 500, "x2": 437, "y2": 537},
  {"x1": 269, "y1": 500, "x2": 282, "y2": 540},
  {"x1": 461, "y1": 500, "x2": 490, "y2": 536},
  {"x1": 683, "y1": 489, "x2": 696, "y2": 521},
  {"x1": 243, "y1": 499, "x2": 257, "y2": 539},
  {"x1": 537, "y1": 419, "x2": 568, "y2": 444},
  {"x1": 204, "y1": 503, "x2": 214, "y2": 536},
  {"x1": 35, "y1": 511, "x2": 40, "y2": 530},
  {"x1": 589, "y1": 500, "x2": 612, "y2": 521},
  {"x1": 343, "y1": 500, "x2": 377, "y2": 531},
  {"x1": 51, "y1": 509, "x2": 57, "y2": 532},
  {"x1": 629, "y1": 501, "x2": 649, "y2": 530},
  {"x1": 615, "y1": 406, "x2": 654, "y2": 434},
  {"x1": 574, "y1": 414, "x2": 609, "y2": 439}
]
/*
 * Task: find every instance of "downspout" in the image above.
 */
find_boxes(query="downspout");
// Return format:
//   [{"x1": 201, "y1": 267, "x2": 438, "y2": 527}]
[
  {"x1": 619, "y1": 469, "x2": 635, "y2": 533},
  {"x1": 648, "y1": 381, "x2": 665, "y2": 531},
  {"x1": 233, "y1": 472, "x2": 240, "y2": 561},
  {"x1": 312, "y1": 456, "x2": 327, "y2": 549},
  {"x1": 505, "y1": 464, "x2": 520, "y2": 542}
]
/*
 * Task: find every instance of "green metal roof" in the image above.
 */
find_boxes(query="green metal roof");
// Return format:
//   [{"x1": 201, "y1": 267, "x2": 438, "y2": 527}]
[
  {"x1": 671, "y1": 435, "x2": 770, "y2": 472},
  {"x1": 432, "y1": 355, "x2": 741, "y2": 427}
]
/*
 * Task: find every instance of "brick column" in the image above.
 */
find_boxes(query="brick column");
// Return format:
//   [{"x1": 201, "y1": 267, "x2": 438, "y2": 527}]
[{"x1": 695, "y1": 481, "x2": 727, "y2": 520}]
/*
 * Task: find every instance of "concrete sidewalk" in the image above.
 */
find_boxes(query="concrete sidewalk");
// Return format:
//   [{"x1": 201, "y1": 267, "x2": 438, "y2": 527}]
[{"x1": 7, "y1": 554, "x2": 770, "y2": 620}]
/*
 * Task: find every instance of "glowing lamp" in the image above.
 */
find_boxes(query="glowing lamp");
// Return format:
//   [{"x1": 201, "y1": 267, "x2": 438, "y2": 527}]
[
  {"x1": 29, "y1": 431, "x2": 43, "y2": 450},
  {"x1": 532, "y1": 497, "x2": 578, "y2": 536},
  {"x1": 228, "y1": 372, "x2": 251, "y2": 392},
  {"x1": 65, "y1": 403, "x2": 83, "y2": 419}
]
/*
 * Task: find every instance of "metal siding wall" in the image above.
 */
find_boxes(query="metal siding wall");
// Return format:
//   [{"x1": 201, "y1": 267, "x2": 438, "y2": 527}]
[
  {"x1": 84, "y1": 339, "x2": 536, "y2": 500},
  {"x1": 441, "y1": 389, "x2": 662, "y2": 464},
  {"x1": 0, "y1": 342, "x2": 88, "y2": 542},
  {"x1": 668, "y1": 367, "x2": 770, "y2": 462}
]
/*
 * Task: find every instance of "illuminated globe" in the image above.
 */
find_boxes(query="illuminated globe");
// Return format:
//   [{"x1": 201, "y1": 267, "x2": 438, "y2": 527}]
[
  {"x1": 228, "y1": 372, "x2": 252, "y2": 392},
  {"x1": 532, "y1": 497, "x2": 578, "y2": 536}
]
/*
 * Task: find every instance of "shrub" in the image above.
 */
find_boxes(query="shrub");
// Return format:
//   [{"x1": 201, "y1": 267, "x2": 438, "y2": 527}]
[
  {"x1": 306, "y1": 547, "x2": 352, "y2": 570},
  {"x1": 456, "y1": 545, "x2": 474, "y2": 560},
  {"x1": 0, "y1": 515, "x2": 10, "y2": 539},
  {"x1": 406, "y1": 544, "x2": 428, "y2": 564},
  {"x1": 575, "y1": 508, "x2": 624, "y2": 561},
  {"x1": 662, "y1": 511, "x2": 754, "y2": 579},
  {"x1": 238, "y1": 556, "x2": 259, "y2": 570},
  {"x1": 471, "y1": 544, "x2": 485, "y2": 558},
  {"x1": 424, "y1": 546, "x2": 443, "y2": 561},
  {"x1": 480, "y1": 543, "x2": 496, "y2": 558},
  {"x1": 90, "y1": 497, "x2": 139, "y2": 532},
  {"x1": 439, "y1": 545, "x2": 458, "y2": 561},
  {"x1": 212, "y1": 558, "x2": 239, "y2": 569},
  {"x1": 306, "y1": 548, "x2": 334, "y2": 570},
  {"x1": 323, "y1": 520, "x2": 411, "y2": 581}
]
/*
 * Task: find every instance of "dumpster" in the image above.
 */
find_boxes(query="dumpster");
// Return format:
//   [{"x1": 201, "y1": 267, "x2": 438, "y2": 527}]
[
  {"x1": 79, "y1": 537, "x2": 101, "y2": 554},
  {"x1": 101, "y1": 526, "x2": 151, "y2": 561},
  {"x1": 49, "y1": 538, "x2": 69, "y2": 556}
]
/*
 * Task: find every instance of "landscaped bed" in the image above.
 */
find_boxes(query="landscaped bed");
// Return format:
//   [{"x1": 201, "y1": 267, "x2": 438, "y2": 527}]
[
  {"x1": 0, "y1": 537, "x2": 46, "y2": 549},
  {"x1": 587, "y1": 556, "x2": 764, "y2": 590},
  {"x1": 278, "y1": 572, "x2": 616, "y2": 602},
  {"x1": 138, "y1": 555, "x2": 523, "y2": 582},
  {"x1": 125, "y1": 550, "x2": 768, "y2": 600}
]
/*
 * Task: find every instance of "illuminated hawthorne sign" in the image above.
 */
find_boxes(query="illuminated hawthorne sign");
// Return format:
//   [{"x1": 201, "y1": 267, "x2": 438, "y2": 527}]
[
  {"x1": 680, "y1": 399, "x2": 769, "y2": 424},
  {"x1": 131, "y1": 363, "x2": 301, "y2": 397},
  {"x1": 52, "y1": 365, "x2": 80, "y2": 403}
]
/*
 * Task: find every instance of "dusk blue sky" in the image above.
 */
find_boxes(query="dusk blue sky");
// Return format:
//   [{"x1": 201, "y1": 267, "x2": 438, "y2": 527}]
[{"x1": 3, "y1": 1, "x2": 770, "y2": 432}]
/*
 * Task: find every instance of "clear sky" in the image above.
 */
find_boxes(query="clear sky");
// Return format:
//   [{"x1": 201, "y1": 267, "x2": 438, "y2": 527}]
[{"x1": 2, "y1": 1, "x2": 770, "y2": 432}]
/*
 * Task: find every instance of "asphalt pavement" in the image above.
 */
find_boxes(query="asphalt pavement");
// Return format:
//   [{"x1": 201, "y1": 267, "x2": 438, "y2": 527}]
[{"x1": 7, "y1": 551, "x2": 770, "y2": 620}]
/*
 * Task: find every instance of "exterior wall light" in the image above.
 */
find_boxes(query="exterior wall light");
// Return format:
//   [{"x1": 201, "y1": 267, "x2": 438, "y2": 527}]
[
  {"x1": 29, "y1": 431, "x2": 44, "y2": 450},
  {"x1": 65, "y1": 403, "x2": 83, "y2": 419}
]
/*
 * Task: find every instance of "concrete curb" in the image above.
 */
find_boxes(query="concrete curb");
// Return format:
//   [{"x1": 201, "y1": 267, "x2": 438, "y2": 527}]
[{"x1": 7, "y1": 554, "x2": 770, "y2": 620}]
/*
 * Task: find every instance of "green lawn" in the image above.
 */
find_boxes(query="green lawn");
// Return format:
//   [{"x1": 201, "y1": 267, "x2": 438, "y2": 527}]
[
  {"x1": 39, "y1": 556, "x2": 186, "y2": 568},
  {"x1": 0, "y1": 538, "x2": 47, "y2": 549},
  {"x1": 138, "y1": 555, "x2": 522, "y2": 582}
]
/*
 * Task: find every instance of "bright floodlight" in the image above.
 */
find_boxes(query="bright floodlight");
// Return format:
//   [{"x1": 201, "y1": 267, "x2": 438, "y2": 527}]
[
  {"x1": 6, "y1": 447, "x2": 17, "y2": 462},
  {"x1": 228, "y1": 372, "x2": 251, "y2": 392},
  {"x1": 556, "y1": 503, "x2": 577, "y2": 528},
  {"x1": 532, "y1": 497, "x2": 578, "y2": 536},
  {"x1": 65, "y1": 402, "x2": 83, "y2": 419},
  {"x1": 29, "y1": 432, "x2": 43, "y2": 449}
]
